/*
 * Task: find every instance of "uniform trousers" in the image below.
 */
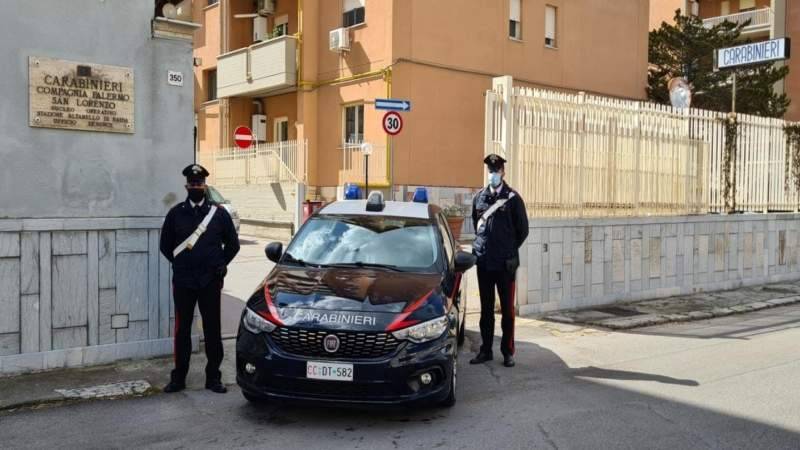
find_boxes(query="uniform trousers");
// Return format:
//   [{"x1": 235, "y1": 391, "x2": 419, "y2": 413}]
[
  {"x1": 477, "y1": 267, "x2": 516, "y2": 356},
  {"x1": 171, "y1": 279, "x2": 224, "y2": 383}
]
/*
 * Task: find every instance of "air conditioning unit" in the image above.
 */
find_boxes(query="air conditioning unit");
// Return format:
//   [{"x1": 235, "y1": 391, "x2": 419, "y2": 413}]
[
  {"x1": 329, "y1": 27, "x2": 350, "y2": 53},
  {"x1": 257, "y1": 0, "x2": 276, "y2": 16},
  {"x1": 252, "y1": 114, "x2": 267, "y2": 142},
  {"x1": 253, "y1": 16, "x2": 269, "y2": 42}
]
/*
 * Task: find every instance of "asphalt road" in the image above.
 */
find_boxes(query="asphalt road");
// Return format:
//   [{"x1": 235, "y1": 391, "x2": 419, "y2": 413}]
[{"x1": 3, "y1": 301, "x2": 800, "y2": 449}]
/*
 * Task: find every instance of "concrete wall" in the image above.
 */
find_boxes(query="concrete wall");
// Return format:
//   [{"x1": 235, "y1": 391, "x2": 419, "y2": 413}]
[
  {"x1": 518, "y1": 214, "x2": 800, "y2": 315},
  {"x1": 0, "y1": 0, "x2": 192, "y2": 219},
  {"x1": 0, "y1": 0, "x2": 195, "y2": 374}
]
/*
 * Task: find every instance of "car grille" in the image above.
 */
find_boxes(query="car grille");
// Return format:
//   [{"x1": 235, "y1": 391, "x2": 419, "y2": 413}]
[{"x1": 270, "y1": 328, "x2": 402, "y2": 359}]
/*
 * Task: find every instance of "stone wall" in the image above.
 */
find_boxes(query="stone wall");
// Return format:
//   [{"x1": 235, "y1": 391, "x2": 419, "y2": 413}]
[
  {"x1": 518, "y1": 214, "x2": 800, "y2": 315},
  {"x1": 0, "y1": 218, "x2": 196, "y2": 375}
]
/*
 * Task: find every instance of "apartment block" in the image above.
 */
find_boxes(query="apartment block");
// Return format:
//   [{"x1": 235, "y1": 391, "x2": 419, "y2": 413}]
[{"x1": 193, "y1": 0, "x2": 650, "y2": 203}]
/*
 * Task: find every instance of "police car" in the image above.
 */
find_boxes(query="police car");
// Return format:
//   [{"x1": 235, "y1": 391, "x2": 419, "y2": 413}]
[{"x1": 236, "y1": 189, "x2": 476, "y2": 407}]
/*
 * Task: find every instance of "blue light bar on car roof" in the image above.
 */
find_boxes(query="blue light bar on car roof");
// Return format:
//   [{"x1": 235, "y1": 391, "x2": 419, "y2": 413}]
[
  {"x1": 344, "y1": 183, "x2": 361, "y2": 200},
  {"x1": 412, "y1": 187, "x2": 428, "y2": 203}
]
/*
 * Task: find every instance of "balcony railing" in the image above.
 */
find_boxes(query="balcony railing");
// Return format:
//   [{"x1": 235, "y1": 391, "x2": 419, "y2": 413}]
[
  {"x1": 340, "y1": 143, "x2": 388, "y2": 186},
  {"x1": 703, "y1": 8, "x2": 773, "y2": 34},
  {"x1": 217, "y1": 35, "x2": 297, "y2": 98}
]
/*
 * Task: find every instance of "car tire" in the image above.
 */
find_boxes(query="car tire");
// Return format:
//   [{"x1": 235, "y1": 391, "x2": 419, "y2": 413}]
[
  {"x1": 242, "y1": 390, "x2": 265, "y2": 404},
  {"x1": 439, "y1": 352, "x2": 457, "y2": 408}
]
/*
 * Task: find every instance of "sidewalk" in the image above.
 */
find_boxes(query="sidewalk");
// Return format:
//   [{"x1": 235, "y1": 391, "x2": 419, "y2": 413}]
[
  {"x1": 0, "y1": 340, "x2": 237, "y2": 412},
  {"x1": 543, "y1": 281, "x2": 800, "y2": 330}
]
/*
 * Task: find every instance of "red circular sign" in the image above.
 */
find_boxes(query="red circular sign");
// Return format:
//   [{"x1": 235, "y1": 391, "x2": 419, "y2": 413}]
[
  {"x1": 234, "y1": 126, "x2": 254, "y2": 149},
  {"x1": 382, "y1": 111, "x2": 403, "y2": 136}
]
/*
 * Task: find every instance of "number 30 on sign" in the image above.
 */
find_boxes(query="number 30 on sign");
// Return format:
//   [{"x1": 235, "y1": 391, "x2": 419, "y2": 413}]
[{"x1": 382, "y1": 111, "x2": 403, "y2": 136}]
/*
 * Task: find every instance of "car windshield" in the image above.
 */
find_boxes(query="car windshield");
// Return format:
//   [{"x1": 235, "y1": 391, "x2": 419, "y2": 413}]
[
  {"x1": 206, "y1": 186, "x2": 227, "y2": 204},
  {"x1": 284, "y1": 215, "x2": 441, "y2": 272}
]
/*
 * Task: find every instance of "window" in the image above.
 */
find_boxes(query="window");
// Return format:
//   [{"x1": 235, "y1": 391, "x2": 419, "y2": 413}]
[
  {"x1": 545, "y1": 5, "x2": 557, "y2": 48},
  {"x1": 274, "y1": 15, "x2": 288, "y2": 37},
  {"x1": 344, "y1": 104, "x2": 364, "y2": 144},
  {"x1": 207, "y1": 0, "x2": 218, "y2": 5},
  {"x1": 206, "y1": 69, "x2": 217, "y2": 102},
  {"x1": 343, "y1": 0, "x2": 365, "y2": 27},
  {"x1": 509, "y1": 0, "x2": 521, "y2": 40},
  {"x1": 274, "y1": 117, "x2": 289, "y2": 142},
  {"x1": 739, "y1": 0, "x2": 756, "y2": 11}
]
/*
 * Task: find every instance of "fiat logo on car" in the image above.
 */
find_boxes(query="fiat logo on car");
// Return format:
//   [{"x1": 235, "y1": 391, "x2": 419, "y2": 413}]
[{"x1": 323, "y1": 334, "x2": 340, "y2": 353}]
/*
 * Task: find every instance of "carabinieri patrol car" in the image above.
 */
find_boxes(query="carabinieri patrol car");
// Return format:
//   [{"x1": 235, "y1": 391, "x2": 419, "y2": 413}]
[{"x1": 236, "y1": 190, "x2": 476, "y2": 407}]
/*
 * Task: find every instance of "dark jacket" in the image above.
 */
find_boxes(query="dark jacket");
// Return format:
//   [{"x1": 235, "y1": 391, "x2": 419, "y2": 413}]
[
  {"x1": 471, "y1": 183, "x2": 529, "y2": 272},
  {"x1": 160, "y1": 198, "x2": 240, "y2": 289}
]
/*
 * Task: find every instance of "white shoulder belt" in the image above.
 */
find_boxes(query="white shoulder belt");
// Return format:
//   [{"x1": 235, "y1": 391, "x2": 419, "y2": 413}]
[
  {"x1": 477, "y1": 192, "x2": 515, "y2": 231},
  {"x1": 173, "y1": 206, "x2": 217, "y2": 258}
]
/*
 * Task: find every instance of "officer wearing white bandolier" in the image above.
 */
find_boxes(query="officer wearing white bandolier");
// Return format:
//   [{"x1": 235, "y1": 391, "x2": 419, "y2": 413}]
[
  {"x1": 470, "y1": 154, "x2": 529, "y2": 368},
  {"x1": 160, "y1": 164, "x2": 240, "y2": 393}
]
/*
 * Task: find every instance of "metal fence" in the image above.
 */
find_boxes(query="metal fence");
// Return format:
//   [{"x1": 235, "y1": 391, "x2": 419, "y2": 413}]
[
  {"x1": 197, "y1": 139, "x2": 306, "y2": 186},
  {"x1": 485, "y1": 79, "x2": 799, "y2": 217},
  {"x1": 340, "y1": 142, "x2": 388, "y2": 186}
]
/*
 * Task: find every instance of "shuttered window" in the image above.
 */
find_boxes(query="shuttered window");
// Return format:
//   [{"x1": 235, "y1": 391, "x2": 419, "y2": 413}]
[
  {"x1": 343, "y1": 0, "x2": 365, "y2": 27},
  {"x1": 509, "y1": 0, "x2": 521, "y2": 40},
  {"x1": 545, "y1": 5, "x2": 557, "y2": 48},
  {"x1": 739, "y1": 0, "x2": 756, "y2": 11}
]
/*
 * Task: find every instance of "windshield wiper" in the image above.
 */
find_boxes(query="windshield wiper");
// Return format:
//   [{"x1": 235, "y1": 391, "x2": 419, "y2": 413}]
[
  {"x1": 282, "y1": 252, "x2": 313, "y2": 267},
  {"x1": 327, "y1": 262, "x2": 403, "y2": 272}
]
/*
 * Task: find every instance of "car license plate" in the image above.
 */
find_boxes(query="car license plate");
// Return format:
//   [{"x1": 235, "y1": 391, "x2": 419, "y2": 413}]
[{"x1": 306, "y1": 361, "x2": 353, "y2": 382}]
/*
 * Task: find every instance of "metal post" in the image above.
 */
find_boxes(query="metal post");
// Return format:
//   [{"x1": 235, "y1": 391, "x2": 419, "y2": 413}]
[{"x1": 365, "y1": 153, "x2": 369, "y2": 199}]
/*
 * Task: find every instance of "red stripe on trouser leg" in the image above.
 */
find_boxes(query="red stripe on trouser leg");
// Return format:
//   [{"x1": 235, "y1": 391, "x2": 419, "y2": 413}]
[
  {"x1": 174, "y1": 310, "x2": 179, "y2": 364},
  {"x1": 509, "y1": 281, "x2": 516, "y2": 355}
]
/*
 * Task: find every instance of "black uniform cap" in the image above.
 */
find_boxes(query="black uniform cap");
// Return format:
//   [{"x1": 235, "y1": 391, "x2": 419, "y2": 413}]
[
  {"x1": 182, "y1": 164, "x2": 210, "y2": 183},
  {"x1": 483, "y1": 153, "x2": 506, "y2": 172}
]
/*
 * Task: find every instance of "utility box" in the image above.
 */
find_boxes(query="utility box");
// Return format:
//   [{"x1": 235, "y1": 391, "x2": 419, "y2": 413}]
[
  {"x1": 252, "y1": 114, "x2": 267, "y2": 141},
  {"x1": 253, "y1": 16, "x2": 268, "y2": 42}
]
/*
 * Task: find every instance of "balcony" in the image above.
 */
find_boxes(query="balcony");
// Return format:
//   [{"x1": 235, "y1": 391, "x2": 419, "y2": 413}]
[
  {"x1": 216, "y1": 35, "x2": 297, "y2": 98},
  {"x1": 703, "y1": 8, "x2": 773, "y2": 38}
]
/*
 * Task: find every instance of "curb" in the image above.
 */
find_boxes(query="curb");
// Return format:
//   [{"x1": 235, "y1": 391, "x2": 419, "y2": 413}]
[
  {"x1": 544, "y1": 295, "x2": 800, "y2": 330},
  {"x1": 0, "y1": 382, "x2": 160, "y2": 413}
]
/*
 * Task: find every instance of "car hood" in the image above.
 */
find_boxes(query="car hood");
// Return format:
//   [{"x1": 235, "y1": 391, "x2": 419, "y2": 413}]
[{"x1": 252, "y1": 267, "x2": 445, "y2": 330}]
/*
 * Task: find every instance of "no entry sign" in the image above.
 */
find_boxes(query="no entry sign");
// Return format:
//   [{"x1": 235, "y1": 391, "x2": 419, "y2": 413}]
[
  {"x1": 234, "y1": 126, "x2": 254, "y2": 149},
  {"x1": 382, "y1": 111, "x2": 403, "y2": 136}
]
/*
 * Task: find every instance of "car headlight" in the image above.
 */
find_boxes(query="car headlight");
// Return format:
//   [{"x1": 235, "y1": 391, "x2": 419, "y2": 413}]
[
  {"x1": 242, "y1": 308, "x2": 277, "y2": 334},
  {"x1": 391, "y1": 316, "x2": 449, "y2": 343}
]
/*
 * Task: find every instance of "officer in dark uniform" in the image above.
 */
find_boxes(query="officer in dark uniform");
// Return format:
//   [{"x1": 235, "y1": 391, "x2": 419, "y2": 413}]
[
  {"x1": 470, "y1": 154, "x2": 529, "y2": 368},
  {"x1": 160, "y1": 164, "x2": 240, "y2": 393}
]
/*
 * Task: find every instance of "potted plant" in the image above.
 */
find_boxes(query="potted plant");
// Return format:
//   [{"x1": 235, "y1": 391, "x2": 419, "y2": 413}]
[{"x1": 442, "y1": 204, "x2": 468, "y2": 241}]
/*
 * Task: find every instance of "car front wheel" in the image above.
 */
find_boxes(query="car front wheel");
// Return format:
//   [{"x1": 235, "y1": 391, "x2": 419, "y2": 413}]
[{"x1": 439, "y1": 352, "x2": 457, "y2": 407}]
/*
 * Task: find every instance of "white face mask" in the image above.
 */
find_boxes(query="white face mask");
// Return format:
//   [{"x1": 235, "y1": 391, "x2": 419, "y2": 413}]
[{"x1": 488, "y1": 172, "x2": 502, "y2": 188}]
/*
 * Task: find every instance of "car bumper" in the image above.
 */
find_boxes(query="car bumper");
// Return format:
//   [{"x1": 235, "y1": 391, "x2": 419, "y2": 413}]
[{"x1": 236, "y1": 328, "x2": 455, "y2": 406}]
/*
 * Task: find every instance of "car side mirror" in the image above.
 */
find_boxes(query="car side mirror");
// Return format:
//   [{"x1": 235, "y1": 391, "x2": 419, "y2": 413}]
[
  {"x1": 454, "y1": 251, "x2": 477, "y2": 273},
  {"x1": 265, "y1": 242, "x2": 283, "y2": 263}
]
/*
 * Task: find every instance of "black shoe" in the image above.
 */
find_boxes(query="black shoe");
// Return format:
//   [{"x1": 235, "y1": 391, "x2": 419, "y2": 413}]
[
  {"x1": 469, "y1": 352, "x2": 493, "y2": 364},
  {"x1": 503, "y1": 355, "x2": 515, "y2": 367},
  {"x1": 163, "y1": 381, "x2": 186, "y2": 393},
  {"x1": 205, "y1": 380, "x2": 228, "y2": 394}
]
